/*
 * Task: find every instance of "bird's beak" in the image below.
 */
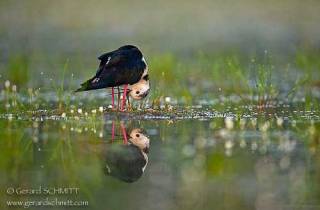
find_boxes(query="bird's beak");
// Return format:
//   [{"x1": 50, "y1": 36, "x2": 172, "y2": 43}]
[{"x1": 139, "y1": 89, "x2": 150, "y2": 99}]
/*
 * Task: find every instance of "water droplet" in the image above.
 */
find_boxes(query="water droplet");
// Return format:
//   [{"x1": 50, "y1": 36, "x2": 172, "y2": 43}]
[
  {"x1": 225, "y1": 140, "x2": 233, "y2": 149},
  {"x1": 276, "y1": 117, "x2": 283, "y2": 127},
  {"x1": 260, "y1": 121, "x2": 270, "y2": 132},
  {"x1": 224, "y1": 117, "x2": 234, "y2": 129},
  {"x1": 12, "y1": 85, "x2": 17, "y2": 92},
  {"x1": 99, "y1": 132, "x2": 103, "y2": 138},
  {"x1": 4, "y1": 80, "x2": 10, "y2": 89}
]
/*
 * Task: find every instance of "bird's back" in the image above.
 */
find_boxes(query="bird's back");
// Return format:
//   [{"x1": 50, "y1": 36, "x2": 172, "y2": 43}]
[{"x1": 75, "y1": 45, "x2": 146, "y2": 92}]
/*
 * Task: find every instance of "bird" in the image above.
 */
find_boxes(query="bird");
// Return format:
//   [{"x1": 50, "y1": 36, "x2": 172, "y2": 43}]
[
  {"x1": 75, "y1": 45, "x2": 150, "y2": 111},
  {"x1": 104, "y1": 128, "x2": 150, "y2": 183}
]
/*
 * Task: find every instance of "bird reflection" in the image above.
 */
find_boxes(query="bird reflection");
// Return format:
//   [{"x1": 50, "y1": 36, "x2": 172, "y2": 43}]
[{"x1": 103, "y1": 121, "x2": 150, "y2": 183}]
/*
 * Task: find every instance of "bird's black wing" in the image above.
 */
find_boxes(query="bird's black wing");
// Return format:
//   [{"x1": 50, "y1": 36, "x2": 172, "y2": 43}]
[
  {"x1": 97, "y1": 45, "x2": 139, "y2": 72},
  {"x1": 95, "y1": 49, "x2": 145, "y2": 86},
  {"x1": 96, "y1": 50, "x2": 125, "y2": 76},
  {"x1": 75, "y1": 48, "x2": 145, "y2": 92}
]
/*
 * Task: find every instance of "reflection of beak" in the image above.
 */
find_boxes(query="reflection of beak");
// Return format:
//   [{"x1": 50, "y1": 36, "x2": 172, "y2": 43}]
[
  {"x1": 143, "y1": 147, "x2": 149, "y2": 154},
  {"x1": 128, "y1": 138, "x2": 149, "y2": 154},
  {"x1": 139, "y1": 89, "x2": 150, "y2": 99}
]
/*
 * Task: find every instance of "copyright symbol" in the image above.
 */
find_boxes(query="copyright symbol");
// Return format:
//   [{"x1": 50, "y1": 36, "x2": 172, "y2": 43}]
[{"x1": 6, "y1": 187, "x2": 15, "y2": 195}]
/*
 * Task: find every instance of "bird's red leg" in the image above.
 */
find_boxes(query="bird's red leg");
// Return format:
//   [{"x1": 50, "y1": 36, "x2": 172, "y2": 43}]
[
  {"x1": 121, "y1": 84, "x2": 128, "y2": 111},
  {"x1": 111, "y1": 121, "x2": 115, "y2": 142},
  {"x1": 120, "y1": 122, "x2": 128, "y2": 144},
  {"x1": 117, "y1": 86, "x2": 120, "y2": 110},
  {"x1": 111, "y1": 87, "x2": 115, "y2": 109}
]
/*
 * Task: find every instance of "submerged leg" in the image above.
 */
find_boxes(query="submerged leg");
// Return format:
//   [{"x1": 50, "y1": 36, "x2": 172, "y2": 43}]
[
  {"x1": 117, "y1": 86, "x2": 120, "y2": 110},
  {"x1": 111, "y1": 87, "x2": 115, "y2": 109},
  {"x1": 121, "y1": 84, "x2": 128, "y2": 111}
]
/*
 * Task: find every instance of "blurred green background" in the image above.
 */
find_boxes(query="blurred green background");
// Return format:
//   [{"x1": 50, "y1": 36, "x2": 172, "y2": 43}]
[
  {"x1": 0, "y1": 2, "x2": 320, "y2": 210},
  {"x1": 1, "y1": 0, "x2": 320, "y2": 55},
  {"x1": 0, "y1": 0, "x2": 320, "y2": 94}
]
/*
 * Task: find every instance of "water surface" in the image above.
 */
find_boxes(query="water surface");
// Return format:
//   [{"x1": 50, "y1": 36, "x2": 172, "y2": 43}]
[{"x1": 1, "y1": 109, "x2": 319, "y2": 210}]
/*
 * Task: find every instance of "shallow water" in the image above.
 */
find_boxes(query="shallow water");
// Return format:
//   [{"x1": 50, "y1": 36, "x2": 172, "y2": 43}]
[
  {"x1": 0, "y1": 109, "x2": 319, "y2": 210},
  {"x1": 1, "y1": 0, "x2": 320, "y2": 209}
]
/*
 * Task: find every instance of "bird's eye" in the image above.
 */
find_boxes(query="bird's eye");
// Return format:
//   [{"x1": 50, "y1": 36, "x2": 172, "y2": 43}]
[
  {"x1": 136, "y1": 91, "x2": 140, "y2": 94},
  {"x1": 136, "y1": 134, "x2": 140, "y2": 137}
]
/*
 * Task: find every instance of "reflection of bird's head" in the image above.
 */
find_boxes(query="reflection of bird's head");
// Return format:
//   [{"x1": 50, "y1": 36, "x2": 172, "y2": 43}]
[
  {"x1": 129, "y1": 128, "x2": 150, "y2": 153},
  {"x1": 129, "y1": 75, "x2": 150, "y2": 100}
]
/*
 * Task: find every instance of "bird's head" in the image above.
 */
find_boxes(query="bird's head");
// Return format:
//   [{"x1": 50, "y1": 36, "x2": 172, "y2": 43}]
[
  {"x1": 129, "y1": 79, "x2": 150, "y2": 100},
  {"x1": 129, "y1": 128, "x2": 150, "y2": 153}
]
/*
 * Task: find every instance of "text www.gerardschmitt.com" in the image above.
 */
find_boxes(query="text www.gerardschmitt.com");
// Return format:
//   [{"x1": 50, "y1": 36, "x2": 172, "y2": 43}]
[{"x1": 7, "y1": 198, "x2": 89, "y2": 208}]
